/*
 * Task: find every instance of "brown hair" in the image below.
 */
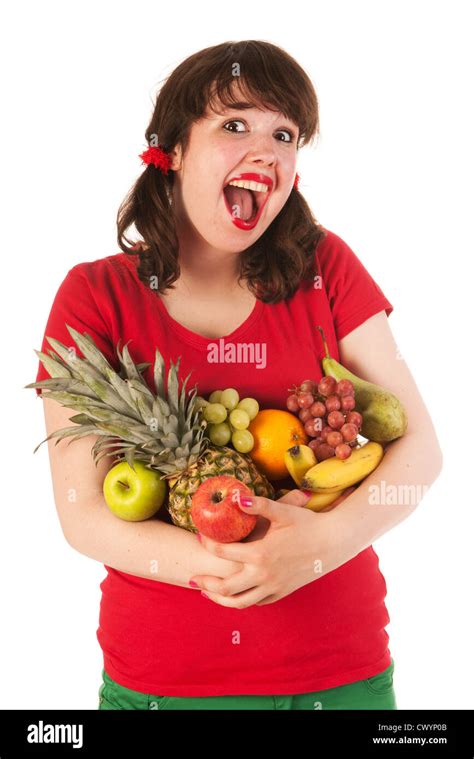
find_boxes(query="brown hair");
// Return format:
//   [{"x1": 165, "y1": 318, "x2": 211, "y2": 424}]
[{"x1": 116, "y1": 40, "x2": 327, "y2": 303}]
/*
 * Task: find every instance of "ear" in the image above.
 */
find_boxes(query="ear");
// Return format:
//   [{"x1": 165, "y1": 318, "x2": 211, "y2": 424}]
[{"x1": 168, "y1": 143, "x2": 183, "y2": 172}]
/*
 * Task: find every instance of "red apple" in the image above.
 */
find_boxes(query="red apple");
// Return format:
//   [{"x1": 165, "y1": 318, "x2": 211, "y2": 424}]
[{"x1": 190, "y1": 475, "x2": 257, "y2": 543}]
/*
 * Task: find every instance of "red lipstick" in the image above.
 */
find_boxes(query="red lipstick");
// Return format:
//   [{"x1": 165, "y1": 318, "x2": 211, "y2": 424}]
[{"x1": 223, "y1": 172, "x2": 273, "y2": 231}]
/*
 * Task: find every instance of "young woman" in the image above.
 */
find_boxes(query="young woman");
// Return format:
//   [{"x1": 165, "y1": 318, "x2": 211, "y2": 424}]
[{"x1": 35, "y1": 40, "x2": 442, "y2": 710}]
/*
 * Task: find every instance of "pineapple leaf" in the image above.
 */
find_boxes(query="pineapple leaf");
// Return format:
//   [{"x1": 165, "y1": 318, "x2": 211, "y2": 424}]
[
  {"x1": 127, "y1": 377, "x2": 155, "y2": 403},
  {"x1": 65, "y1": 325, "x2": 115, "y2": 377},
  {"x1": 68, "y1": 413, "x2": 96, "y2": 424},
  {"x1": 93, "y1": 421, "x2": 156, "y2": 445},
  {"x1": 118, "y1": 340, "x2": 142, "y2": 382},
  {"x1": 31, "y1": 390, "x2": 111, "y2": 410},
  {"x1": 153, "y1": 348, "x2": 166, "y2": 397},
  {"x1": 167, "y1": 358, "x2": 181, "y2": 416},
  {"x1": 44, "y1": 336, "x2": 105, "y2": 383},
  {"x1": 161, "y1": 432, "x2": 180, "y2": 448},
  {"x1": 32, "y1": 425, "x2": 104, "y2": 454},
  {"x1": 33, "y1": 350, "x2": 72, "y2": 379},
  {"x1": 136, "y1": 361, "x2": 152, "y2": 374},
  {"x1": 25, "y1": 377, "x2": 99, "y2": 399}
]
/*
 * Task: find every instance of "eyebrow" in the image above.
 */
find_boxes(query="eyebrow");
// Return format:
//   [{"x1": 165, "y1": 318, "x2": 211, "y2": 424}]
[{"x1": 217, "y1": 101, "x2": 257, "y2": 112}]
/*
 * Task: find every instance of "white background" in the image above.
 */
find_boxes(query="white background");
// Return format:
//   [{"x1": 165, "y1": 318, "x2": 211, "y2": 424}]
[{"x1": 2, "y1": 0, "x2": 473, "y2": 709}]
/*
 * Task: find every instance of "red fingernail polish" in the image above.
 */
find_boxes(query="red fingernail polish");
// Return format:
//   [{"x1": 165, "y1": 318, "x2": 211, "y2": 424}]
[
  {"x1": 196, "y1": 533, "x2": 202, "y2": 543},
  {"x1": 189, "y1": 580, "x2": 198, "y2": 588},
  {"x1": 301, "y1": 489, "x2": 313, "y2": 497},
  {"x1": 240, "y1": 496, "x2": 253, "y2": 507},
  {"x1": 201, "y1": 591, "x2": 209, "y2": 599}
]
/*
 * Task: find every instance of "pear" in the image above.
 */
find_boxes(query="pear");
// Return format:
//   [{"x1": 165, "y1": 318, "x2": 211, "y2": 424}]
[{"x1": 317, "y1": 326, "x2": 408, "y2": 443}]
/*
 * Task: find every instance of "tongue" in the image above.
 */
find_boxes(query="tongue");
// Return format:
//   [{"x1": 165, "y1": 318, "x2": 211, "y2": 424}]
[{"x1": 224, "y1": 186, "x2": 255, "y2": 221}]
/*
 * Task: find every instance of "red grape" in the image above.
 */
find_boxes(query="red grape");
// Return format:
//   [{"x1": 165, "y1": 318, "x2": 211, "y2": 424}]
[
  {"x1": 340, "y1": 423, "x2": 358, "y2": 442},
  {"x1": 320, "y1": 425, "x2": 333, "y2": 442},
  {"x1": 310, "y1": 401, "x2": 326, "y2": 418},
  {"x1": 299, "y1": 408, "x2": 313, "y2": 423},
  {"x1": 308, "y1": 438, "x2": 321, "y2": 452},
  {"x1": 346, "y1": 411, "x2": 363, "y2": 429},
  {"x1": 325, "y1": 394, "x2": 341, "y2": 412},
  {"x1": 335, "y1": 443, "x2": 352, "y2": 460},
  {"x1": 304, "y1": 419, "x2": 317, "y2": 436},
  {"x1": 287, "y1": 393, "x2": 299, "y2": 412},
  {"x1": 327, "y1": 410, "x2": 345, "y2": 430},
  {"x1": 340, "y1": 395, "x2": 356, "y2": 412},
  {"x1": 318, "y1": 376, "x2": 337, "y2": 397},
  {"x1": 297, "y1": 392, "x2": 314, "y2": 408},
  {"x1": 326, "y1": 430, "x2": 344, "y2": 447},
  {"x1": 300, "y1": 379, "x2": 316, "y2": 393},
  {"x1": 336, "y1": 380, "x2": 355, "y2": 397},
  {"x1": 314, "y1": 443, "x2": 336, "y2": 461}
]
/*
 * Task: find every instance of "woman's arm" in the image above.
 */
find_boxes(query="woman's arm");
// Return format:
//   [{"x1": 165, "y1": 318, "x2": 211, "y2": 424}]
[
  {"x1": 41, "y1": 397, "x2": 242, "y2": 589},
  {"x1": 67, "y1": 492, "x2": 240, "y2": 589},
  {"x1": 330, "y1": 310, "x2": 443, "y2": 554}
]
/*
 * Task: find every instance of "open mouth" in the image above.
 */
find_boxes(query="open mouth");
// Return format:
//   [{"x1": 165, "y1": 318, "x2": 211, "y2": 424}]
[{"x1": 223, "y1": 178, "x2": 271, "y2": 224}]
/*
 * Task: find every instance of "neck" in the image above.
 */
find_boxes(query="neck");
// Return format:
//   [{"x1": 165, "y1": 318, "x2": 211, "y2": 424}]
[{"x1": 174, "y1": 230, "x2": 246, "y2": 298}]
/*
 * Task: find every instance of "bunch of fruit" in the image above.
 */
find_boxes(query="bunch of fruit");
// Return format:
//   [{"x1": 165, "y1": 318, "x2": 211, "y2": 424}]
[
  {"x1": 196, "y1": 389, "x2": 259, "y2": 454},
  {"x1": 287, "y1": 376, "x2": 362, "y2": 462},
  {"x1": 27, "y1": 321, "x2": 408, "y2": 541}
]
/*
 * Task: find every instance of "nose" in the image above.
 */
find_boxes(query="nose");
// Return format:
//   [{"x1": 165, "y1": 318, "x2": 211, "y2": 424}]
[{"x1": 245, "y1": 136, "x2": 277, "y2": 168}]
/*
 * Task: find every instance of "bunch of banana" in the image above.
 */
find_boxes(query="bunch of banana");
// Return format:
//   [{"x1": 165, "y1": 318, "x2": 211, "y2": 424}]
[{"x1": 284, "y1": 442, "x2": 384, "y2": 511}]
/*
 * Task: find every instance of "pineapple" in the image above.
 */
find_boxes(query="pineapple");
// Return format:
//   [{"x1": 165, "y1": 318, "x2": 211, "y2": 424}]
[{"x1": 26, "y1": 325, "x2": 274, "y2": 531}]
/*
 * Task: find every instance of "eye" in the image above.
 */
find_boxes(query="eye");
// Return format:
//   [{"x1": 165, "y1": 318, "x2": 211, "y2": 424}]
[
  {"x1": 223, "y1": 120, "x2": 296, "y2": 143},
  {"x1": 275, "y1": 129, "x2": 295, "y2": 143},
  {"x1": 223, "y1": 119, "x2": 246, "y2": 133}
]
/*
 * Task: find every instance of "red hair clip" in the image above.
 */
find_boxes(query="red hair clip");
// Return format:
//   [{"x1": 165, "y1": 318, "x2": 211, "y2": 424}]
[{"x1": 139, "y1": 144, "x2": 172, "y2": 174}]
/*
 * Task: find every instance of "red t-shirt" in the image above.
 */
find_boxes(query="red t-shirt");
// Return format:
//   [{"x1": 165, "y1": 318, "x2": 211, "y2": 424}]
[{"x1": 34, "y1": 228, "x2": 394, "y2": 697}]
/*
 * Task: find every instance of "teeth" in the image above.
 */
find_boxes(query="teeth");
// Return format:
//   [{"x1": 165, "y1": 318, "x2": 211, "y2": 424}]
[{"x1": 226, "y1": 179, "x2": 269, "y2": 193}]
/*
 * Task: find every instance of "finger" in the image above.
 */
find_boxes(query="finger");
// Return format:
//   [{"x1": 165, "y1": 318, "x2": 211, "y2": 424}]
[
  {"x1": 278, "y1": 488, "x2": 314, "y2": 508},
  {"x1": 236, "y1": 492, "x2": 310, "y2": 521},
  {"x1": 191, "y1": 568, "x2": 257, "y2": 598},
  {"x1": 200, "y1": 582, "x2": 270, "y2": 609},
  {"x1": 197, "y1": 531, "x2": 261, "y2": 563}
]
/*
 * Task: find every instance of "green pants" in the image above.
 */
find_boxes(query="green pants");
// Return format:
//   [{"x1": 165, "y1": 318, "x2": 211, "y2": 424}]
[{"x1": 98, "y1": 658, "x2": 396, "y2": 710}]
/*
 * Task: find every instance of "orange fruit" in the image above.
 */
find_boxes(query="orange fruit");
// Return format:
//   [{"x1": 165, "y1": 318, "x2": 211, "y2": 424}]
[{"x1": 248, "y1": 409, "x2": 308, "y2": 481}]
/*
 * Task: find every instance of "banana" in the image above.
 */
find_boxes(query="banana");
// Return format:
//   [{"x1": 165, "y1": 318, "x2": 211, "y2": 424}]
[
  {"x1": 284, "y1": 444, "x2": 317, "y2": 487},
  {"x1": 305, "y1": 489, "x2": 345, "y2": 511},
  {"x1": 300, "y1": 441, "x2": 384, "y2": 493}
]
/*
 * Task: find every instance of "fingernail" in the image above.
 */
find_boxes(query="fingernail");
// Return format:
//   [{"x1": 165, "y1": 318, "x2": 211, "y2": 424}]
[
  {"x1": 301, "y1": 489, "x2": 313, "y2": 497},
  {"x1": 201, "y1": 591, "x2": 209, "y2": 599},
  {"x1": 240, "y1": 496, "x2": 254, "y2": 507},
  {"x1": 196, "y1": 533, "x2": 202, "y2": 543},
  {"x1": 189, "y1": 580, "x2": 199, "y2": 588}
]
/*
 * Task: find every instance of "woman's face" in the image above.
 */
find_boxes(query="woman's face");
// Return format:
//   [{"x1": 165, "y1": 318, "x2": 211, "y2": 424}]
[{"x1": 169, "y1": 88, "x2": 300, "y2": 253}]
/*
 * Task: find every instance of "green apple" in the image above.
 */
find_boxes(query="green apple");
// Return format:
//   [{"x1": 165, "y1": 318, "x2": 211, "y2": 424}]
[{"x1": 103, "y1": 460, "x2": 167, "y2": 521}]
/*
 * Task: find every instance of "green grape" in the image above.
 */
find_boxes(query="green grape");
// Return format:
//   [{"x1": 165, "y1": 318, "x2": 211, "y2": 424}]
[
  {"x1": 203, "y1": 402, "x2": 228, "y2": 424},
  {"x1": 208, "y1": 422, "x2": 232, "y2": 446},
  {"x1": 229, "y1": 408, "x2": 250, "y2": 430},
  {"x1": 232, "y1": 429, "x2": 254, "y2": 453},
  {"x1": 237, "y1": 397, "x2": 259, "y2": 420},
  {"x1": 208, "y1": 390, "x2": 223, "y2": 403},
  {"x1": 220, "y1": 388, "x2": 240, "y2": 410}
]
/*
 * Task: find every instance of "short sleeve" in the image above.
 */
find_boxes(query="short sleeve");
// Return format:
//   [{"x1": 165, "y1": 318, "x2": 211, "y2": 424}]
[
  {"x1": 33, "y1": 264, "x2": 118, "y2": 397},
  {"x1": 315, "y1": 229, "x2": 394, "y2": 342}
]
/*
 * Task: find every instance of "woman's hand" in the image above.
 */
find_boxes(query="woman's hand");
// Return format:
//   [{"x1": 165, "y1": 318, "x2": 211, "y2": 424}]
[{"x1": 188, "y1": 487, "x2": 356, "y2": 608}]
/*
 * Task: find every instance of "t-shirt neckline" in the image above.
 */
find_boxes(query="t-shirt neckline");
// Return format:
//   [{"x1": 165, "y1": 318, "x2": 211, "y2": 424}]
[{"x1": 118, "y1": 253, "x2": 265, "y2": 350}]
